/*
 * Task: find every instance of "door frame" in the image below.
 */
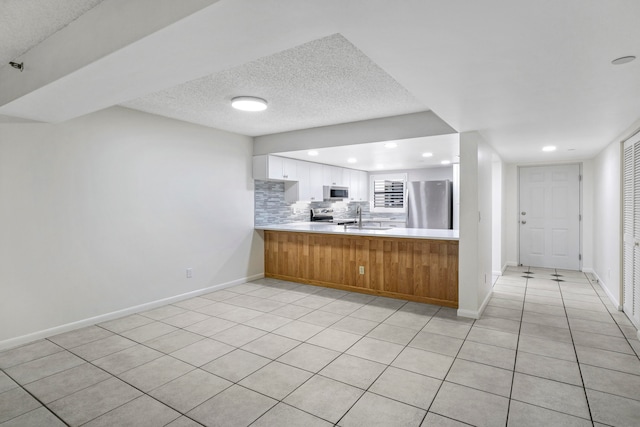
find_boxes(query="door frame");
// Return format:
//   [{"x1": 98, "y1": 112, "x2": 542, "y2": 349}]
[{"x1": 517, "y1": 162, "x2": 583, "y2": 270}]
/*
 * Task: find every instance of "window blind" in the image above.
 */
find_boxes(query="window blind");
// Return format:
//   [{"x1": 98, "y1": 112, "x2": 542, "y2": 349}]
[{"x1": 373, "y1": 179, "x2": 404, "y2": 208}]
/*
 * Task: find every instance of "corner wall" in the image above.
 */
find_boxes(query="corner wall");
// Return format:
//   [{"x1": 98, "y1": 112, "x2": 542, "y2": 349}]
[
  {"x1": 591, "y1": 118, "x2": 640, "y2": 307},
  {"x1": 593, "y1": 140, "x2": 622, "y2": 306},
  {"x1": 0, "y1": 107, "x2": 263, "y2": 348},
  {"x1": 458, "y1": 132, "x2": 495, "y2": 318}
]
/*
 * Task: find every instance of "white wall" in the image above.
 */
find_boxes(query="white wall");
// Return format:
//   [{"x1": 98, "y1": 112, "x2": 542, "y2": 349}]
[
  {"x1": 492, "y1": 157, "x2": 505, "y2": 276},
  {"x1": 593, "y1": 140, "x2": 621, "y2": 306},
  {"x1": 458, "y1": 132, "x2": 495, "y2": 318},
  {"x1": 505, "y1": 164, "x2": 518, "y2": 266},
  {"x1": 501, "y1": 160, "x2": 508, "y2": 273},
  {"x1": 581, "y1": 160, "x2": 594, "y2": 272},
  {"x1": 0, "y1": 107, "x2": 263, "y2": 348},
  {"x1": 254, "y1": 112, "x2": 456, "y2": 154},
  {"x1": 477, "y1": 137, "x2": 495, "y2": 307}
]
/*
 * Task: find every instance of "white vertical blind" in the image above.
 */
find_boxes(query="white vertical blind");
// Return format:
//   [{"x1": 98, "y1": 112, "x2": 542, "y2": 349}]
[{"x1": 623, "y1": 132, "x2": 640, "y2": 328}]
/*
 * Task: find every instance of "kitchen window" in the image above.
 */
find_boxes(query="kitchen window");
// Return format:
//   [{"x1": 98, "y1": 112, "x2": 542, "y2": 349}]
[{"x1": 370, "y1": 173, "x2": 407, "y2": 213}]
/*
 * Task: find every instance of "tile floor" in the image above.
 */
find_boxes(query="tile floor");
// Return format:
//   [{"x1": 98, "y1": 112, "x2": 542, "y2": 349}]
[{"x1": 1, "y1": 267, "x2": 640, "y2": 426}]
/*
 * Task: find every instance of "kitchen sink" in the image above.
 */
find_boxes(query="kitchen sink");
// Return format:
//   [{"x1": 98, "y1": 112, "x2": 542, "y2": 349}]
[{"x1": 346, "y1": 226, "x2": 393, "y2": 230}]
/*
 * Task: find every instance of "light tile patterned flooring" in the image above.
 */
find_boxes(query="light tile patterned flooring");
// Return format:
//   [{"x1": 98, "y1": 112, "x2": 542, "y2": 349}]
[{"x1": 1, "y1": 267, "x2": 640, "y2": 426}]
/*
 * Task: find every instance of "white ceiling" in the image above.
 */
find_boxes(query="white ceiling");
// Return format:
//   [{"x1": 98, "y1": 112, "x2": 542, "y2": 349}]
[
  {"x1": 1, "y1": 0, "x2": 639, "y2": 165},
  {"x1": 277, "y1": 134, "x2": 460, "y2": 172},
  {"x1": 122, "y1": 33, "x2": 427, "y2": 136},
  {"x1": 0, "y1": 0, "x2": 104, "y2": 67}
]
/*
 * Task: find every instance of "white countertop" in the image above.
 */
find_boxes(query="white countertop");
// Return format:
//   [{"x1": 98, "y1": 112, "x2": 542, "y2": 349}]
[
  {"x1": 338, "y1": 217, "x2": 407, "y2": 223},
  {"x1": 256, "y1": 222, "x2": 459, "y2": 240}
]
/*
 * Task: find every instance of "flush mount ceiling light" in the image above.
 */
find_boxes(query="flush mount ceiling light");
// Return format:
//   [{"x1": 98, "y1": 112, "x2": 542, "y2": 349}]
[
  {"x1": 231, "y1": 96, "x2": 268, "y2": 111},
  {"x1": 441, "y1": 160, "x2": 451, "y2": 165},
  {"x1": 422, "y1": 152, "x2": 433, "y2": 158},
  {"x1": 384, "y1": 142, "x2": 398, "y2": 148},
  {"x1": 543, "y1": 146, "x2": 557, "y2": 152},
  {"x1": 307, "y1": 150, "x2": 319, "y2": 156},
  {"x1": 611, "y1": 56, "x2": 636, "y2": 65},
  {"x1": 347, "y1": 158, "x2": 357, "y2": 164}
]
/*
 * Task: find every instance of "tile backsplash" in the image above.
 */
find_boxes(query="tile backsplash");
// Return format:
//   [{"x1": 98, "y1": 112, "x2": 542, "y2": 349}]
[{"x1": 254, "y1": 180, "x2": 405, "y2": 225}]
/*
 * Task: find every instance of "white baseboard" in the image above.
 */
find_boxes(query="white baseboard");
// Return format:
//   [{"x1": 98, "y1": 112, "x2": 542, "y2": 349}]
[
  {"x1": 585, "y1": 269, "x2": 622, "y2": 311},
  {"x1": 0, "y1": 273, "x2": 264, "y2": 352},
  {"x1": 492, "y1": 263, "x2": 510, "y2": 277},
  {"x1": 457, "y1": 289, "x2": 493, "y2": 320}
]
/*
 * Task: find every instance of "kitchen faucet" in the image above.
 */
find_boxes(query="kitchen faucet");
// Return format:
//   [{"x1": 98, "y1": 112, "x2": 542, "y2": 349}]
[{"x1": 356, "y1": 205, "x2": 362, "y2": 229}]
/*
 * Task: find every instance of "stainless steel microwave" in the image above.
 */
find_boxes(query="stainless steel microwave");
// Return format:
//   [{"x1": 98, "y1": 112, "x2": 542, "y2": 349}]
[{"x1": 323, "y1": 186, "x2": 349, "y2": 201}]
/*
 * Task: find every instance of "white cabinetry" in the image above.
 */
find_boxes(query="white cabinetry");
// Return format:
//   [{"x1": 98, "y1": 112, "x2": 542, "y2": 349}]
[
  {"x1": 348, "y1": 170, "x2": 368, "y2": 202},
  {"x1": 306, "y1": 162, "x2": 324, "y2": 202},
  {"x1": 290, "y1": 161, "x2": 323, "y2": 202},
  {"x1": 253, "y1": 155, "x2": 298, "y2": 181},
  {"x1": 255, "y1": 155, "x2": 367, "y2": 203},
  {"x1": 322, "y1": 165, "x2": 347, "y2": 186}
]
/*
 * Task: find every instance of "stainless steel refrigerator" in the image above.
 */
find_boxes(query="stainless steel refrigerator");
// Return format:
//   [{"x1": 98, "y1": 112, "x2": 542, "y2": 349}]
[{"x1": 407, "y1": 180, "x2": 452, "y2": 229}]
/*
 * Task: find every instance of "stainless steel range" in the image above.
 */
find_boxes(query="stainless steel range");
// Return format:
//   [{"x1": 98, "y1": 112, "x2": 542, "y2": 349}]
[{"x1": 310, "y1": 208, "x2": 356, "y2": 225}]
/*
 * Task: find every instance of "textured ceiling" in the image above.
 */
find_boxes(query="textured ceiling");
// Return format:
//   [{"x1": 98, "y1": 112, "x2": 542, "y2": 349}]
[
  {"x1": 122, "y1": 33, "x2": 427, "y2": 137},
  {"x1": 0, "y1": 0, "x2": 105, "y2": 68}
]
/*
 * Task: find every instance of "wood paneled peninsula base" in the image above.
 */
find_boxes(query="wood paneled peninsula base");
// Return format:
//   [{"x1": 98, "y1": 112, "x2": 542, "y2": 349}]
[{"x1": 263, "y1": 230, "x2": 458, "y2": 308}]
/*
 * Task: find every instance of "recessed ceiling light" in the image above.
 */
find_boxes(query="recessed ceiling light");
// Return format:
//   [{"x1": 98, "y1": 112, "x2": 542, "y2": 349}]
[
  {"x1": 542, "y1": 146, "x2": 557, "y2": 152},
  {"x1": 612, "y1": 56, "x2": 636, "y2": 65},
  {"x1": 384, "y1": 142, "x2": 398, "y2": 148},
  {"x1": 422, "y1": 152, "x2": 433, "y2": 158},
  {"x1": 347, "y1": 158, "x2": 357, "y2": 164},
  {"x1": 441, "y1": 160, "x2": 451, "y2": 165},
  {"x1": 308, "y1": 150, "x2": 319, "y2": 156},
  {"x1": 231, "y1": 96, "x2": 268, "y2": 111}
]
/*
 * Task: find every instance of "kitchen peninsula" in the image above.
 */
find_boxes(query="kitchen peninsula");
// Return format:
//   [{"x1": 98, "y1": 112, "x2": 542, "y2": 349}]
[{"x1": 256, "y1": 223, "x2": 459, "y2": 308}]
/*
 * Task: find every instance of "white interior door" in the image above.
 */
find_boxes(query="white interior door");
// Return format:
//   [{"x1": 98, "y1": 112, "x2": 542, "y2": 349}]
[
  {"x1": 519, "y1": 164, "x2": 581, "y2": 270},
  {"x1": 623, "y1": 132, "x2": 640, "y2": 328}
]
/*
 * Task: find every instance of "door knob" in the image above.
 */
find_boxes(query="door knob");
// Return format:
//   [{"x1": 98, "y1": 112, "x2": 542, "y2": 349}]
[
  {"x1": 521, "y1": 221, "x2": 527, "y2": 224},
  {"x1": 521, "y1": 212, "x2": 526, "y2": 216}
]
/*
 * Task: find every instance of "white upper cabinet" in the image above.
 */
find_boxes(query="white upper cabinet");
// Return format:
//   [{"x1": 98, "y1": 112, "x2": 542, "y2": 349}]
[
  {"x1": 322, "y1": 165, "x2": 347, "y2": 186},
  {"x1": 358, "y1": 170, "x2": 369, "y2": 201},
  {"x1": 306, "y1": 162, "x2": 324, "y2": 202},
  {"x1": 290, "y1": 161, "x2": 323, "y2": 202},
  {"x1": 348, "y1": 169, "x2": 369, "y2": 202},
  {"x1": 253, "y1": 155, "x2": 298, "y2": 181},
  {"x1": 282, "y1": 157, "x2": 298, "y2": 181},
  {"x1": 265, "y1": 155, "x2": 283, "y2": 180},
  {"x1": 254, "y1": 154, "x2": 366, "y2": 203}
]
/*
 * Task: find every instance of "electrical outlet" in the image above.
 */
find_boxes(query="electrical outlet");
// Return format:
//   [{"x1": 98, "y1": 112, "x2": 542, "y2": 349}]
[
  {"x1": 359, "y1": 266, "x2": 365, "y2": 275},
  {"x1": 186, "y1": 268, "x2": 193, "y2": 278}
]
